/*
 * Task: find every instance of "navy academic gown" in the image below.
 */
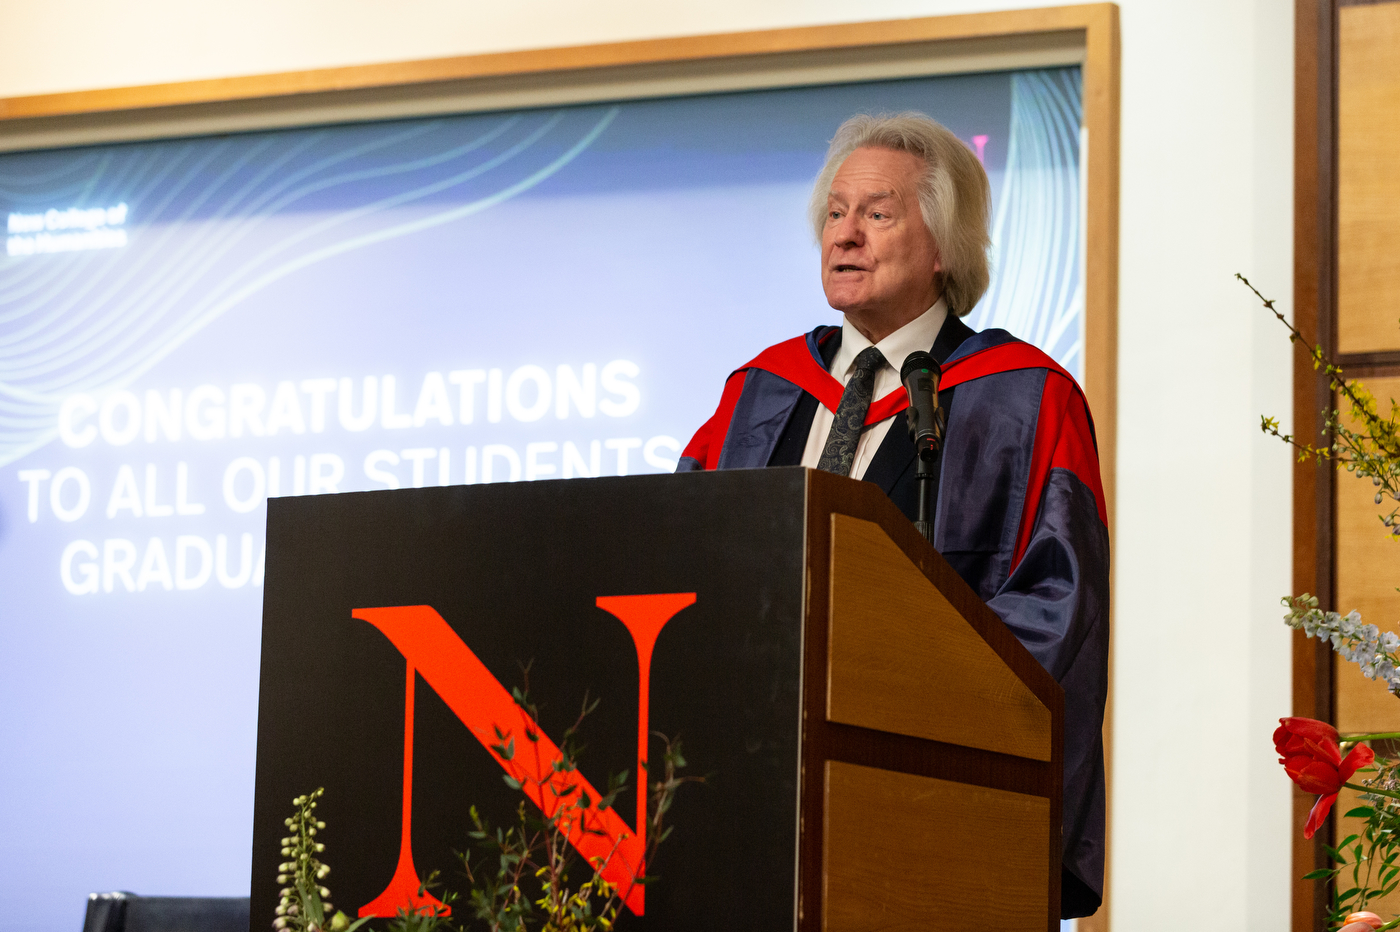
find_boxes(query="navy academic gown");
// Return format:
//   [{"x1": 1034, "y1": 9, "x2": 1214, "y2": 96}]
[{"x1": 678, "y1": 315, "x2": 1110, "y2": 919}]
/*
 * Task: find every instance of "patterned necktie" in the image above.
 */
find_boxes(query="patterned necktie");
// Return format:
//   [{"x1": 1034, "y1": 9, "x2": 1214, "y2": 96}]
[{"x1": 817, "y1": 346, "x2": 886, "y2": 476}]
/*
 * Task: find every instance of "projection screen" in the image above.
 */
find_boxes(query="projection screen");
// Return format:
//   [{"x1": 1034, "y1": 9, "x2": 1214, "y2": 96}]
[{"x1": 0, "y1": 62, "x2": 1088, "y2": 932}]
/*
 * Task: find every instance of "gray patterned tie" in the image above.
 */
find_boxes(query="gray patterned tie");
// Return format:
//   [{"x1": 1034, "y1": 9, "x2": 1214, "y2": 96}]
[{"x1": 817, "y1": 346, "x2": 886, "y2": 476}]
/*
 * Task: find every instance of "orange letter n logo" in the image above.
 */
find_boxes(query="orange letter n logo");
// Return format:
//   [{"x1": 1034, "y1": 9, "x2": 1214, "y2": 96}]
[{"x1": 350, "y1": 593, "x2": 696, "y2": 919}]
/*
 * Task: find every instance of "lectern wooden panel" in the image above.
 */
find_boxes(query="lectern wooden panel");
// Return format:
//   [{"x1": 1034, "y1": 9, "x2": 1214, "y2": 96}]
[
  {"x1": 824, "y1": 761, "x2": 1051, "y2": 932},
  {"x1": 827, "y1": 514, "x2": 1052, "y2": 761},
  {"x1": 250, "y1": 467, "x2": 1063, "y2": 932}
]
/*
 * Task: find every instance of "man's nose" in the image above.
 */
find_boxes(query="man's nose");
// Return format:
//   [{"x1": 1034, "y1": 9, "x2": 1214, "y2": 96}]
[{"x1": 831, "y1": 213, "x2": 864, "y2": 246}]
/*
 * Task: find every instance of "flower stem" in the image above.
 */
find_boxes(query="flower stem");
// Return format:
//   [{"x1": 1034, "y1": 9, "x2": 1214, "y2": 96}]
[
  {"x1": 1344, "y1": 732, "x2": 1400, "y2": 743},
  {"x1": 1344, "y1": 782, "x2": 1400, "y2": 801}
]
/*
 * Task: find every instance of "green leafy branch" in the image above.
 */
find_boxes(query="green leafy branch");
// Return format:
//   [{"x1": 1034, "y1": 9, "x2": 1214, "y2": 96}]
[
  {"x1": 1306, "y1": 756, "x2": 1400, "y2": 929},
  {"x1": 1241, "y1": 273, "x2": 1400, "y2": 537},
  {"x1": 456, "y1": 674, "x2": 702, "y2": 932},
  {"x1": 272, "y1": 673, "x2": 702, "y2": 932}
]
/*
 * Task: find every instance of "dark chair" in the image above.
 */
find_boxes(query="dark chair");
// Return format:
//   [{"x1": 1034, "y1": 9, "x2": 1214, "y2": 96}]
[{"x1": 82, "y1": 892, "x2": 250, "y2": 932}]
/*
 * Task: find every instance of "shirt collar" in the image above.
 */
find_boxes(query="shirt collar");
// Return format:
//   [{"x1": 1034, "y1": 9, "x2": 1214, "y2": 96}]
[{"x1": 833, "y1": 297, "x2": 950, "y2": 380}]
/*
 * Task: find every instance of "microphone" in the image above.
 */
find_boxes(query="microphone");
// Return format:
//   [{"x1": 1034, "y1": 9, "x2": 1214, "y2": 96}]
[
  {"x1": 901, "y1": 351, "x2": 945, "y2": 545},
  {"x1": 900, "y1": 351, "x2": 946, "y2": 462}
]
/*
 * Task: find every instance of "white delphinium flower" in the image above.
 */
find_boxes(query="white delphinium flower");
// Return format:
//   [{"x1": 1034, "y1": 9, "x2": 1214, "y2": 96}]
[
  {"x1": 272, "y1": 787, "x2": 339, "y2": 932},
  {"x1": 1284, "y1": 595, "x2": 1400, "y2": 692}
]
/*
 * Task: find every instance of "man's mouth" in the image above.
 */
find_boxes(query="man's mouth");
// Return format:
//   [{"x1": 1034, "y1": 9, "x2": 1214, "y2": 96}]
[{"x1": 832, "y1": 264, "x2": 866, "y2": 272}]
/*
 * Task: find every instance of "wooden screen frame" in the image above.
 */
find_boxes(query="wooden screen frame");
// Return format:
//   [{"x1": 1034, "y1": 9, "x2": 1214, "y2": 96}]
[
  {"x1": 0, "y1": 4, "x2": 1121, "y2": 927},
  {"x1": 1294, "y1": 1, "x2": 1337, "y2": 927}
]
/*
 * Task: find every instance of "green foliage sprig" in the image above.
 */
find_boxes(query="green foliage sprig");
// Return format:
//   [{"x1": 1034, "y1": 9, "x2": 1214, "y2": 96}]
[
  {"x1": 1310, "y1": 754, "x2": 1400, "y2": 932},
  {"x1": 271, "y1": 680, "x2": 701, "y2": 932},
  {"x1": 457, "y1": 678, "x2": 702, "y2": 932},
  {"x1": 1240, "y1": 273, "x2": 1400, "y2": 536},
  {"x1": 386, "y1": 873, "x2": 455, "y2": 932}
]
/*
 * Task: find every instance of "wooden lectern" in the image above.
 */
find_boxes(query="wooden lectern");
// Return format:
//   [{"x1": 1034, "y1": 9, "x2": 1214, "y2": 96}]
[{"x1": 251, "y1": 467, "x2": 1062, "y2": 932}]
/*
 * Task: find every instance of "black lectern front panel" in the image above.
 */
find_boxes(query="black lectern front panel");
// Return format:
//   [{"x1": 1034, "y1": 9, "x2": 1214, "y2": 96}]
[{"x1": 251, "y1": 468, "x2": 808, "y2": 931}]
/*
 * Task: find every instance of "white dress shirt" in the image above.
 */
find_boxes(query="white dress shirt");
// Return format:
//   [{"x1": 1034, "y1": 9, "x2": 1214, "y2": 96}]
[{"x1": 800, "y1": 298, "x2": 949, "y2": 480}]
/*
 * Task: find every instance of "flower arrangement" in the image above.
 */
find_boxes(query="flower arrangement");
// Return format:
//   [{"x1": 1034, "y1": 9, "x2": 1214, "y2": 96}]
[{"x1": 1246, "y1": 275, "x2": 1400, "y2": 930}]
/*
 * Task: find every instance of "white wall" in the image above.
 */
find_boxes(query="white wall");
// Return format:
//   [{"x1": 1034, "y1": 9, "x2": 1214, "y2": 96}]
[{"x1": 0, "y1": 1, "x2": 1298, "y2": 928}]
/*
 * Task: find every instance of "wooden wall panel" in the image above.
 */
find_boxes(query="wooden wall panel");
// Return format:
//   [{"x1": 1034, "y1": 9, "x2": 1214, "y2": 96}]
[
  {"x1": 1333, "y1": 376, "x2": 1400, "y2": 922},
  {"x1": 1338, "y1": 3, "x2": 1400, "y2": 354},
  {"x1": 1334, "y1": 375, "x2": 1400, "y2": 734}
]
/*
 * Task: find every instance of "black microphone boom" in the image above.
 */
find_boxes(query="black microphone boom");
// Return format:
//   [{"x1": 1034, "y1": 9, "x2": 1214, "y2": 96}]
[{"x1": 900, "y1": 351, "x2": 946, "y2": 544}]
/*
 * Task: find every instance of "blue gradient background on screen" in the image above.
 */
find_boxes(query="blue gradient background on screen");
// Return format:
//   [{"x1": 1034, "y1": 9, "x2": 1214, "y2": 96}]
[{"x1": 0, "y1": 68, "x2": 1081, "y2": 932}]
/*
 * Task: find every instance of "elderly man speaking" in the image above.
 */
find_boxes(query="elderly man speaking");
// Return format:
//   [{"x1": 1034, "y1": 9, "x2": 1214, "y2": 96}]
[{"x1": 678, "y1": 112, "x2": 1109, "y2": 920}]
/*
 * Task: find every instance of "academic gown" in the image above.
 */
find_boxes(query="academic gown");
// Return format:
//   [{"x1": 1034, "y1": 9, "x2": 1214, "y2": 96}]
[{"x1": 678, "y1": 315, "x2": 1110, "y2": 919}]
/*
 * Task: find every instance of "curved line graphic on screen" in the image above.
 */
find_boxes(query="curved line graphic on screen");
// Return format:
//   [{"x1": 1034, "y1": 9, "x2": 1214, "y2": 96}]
[
  {"x1": 1, "y1": 116, "x2": 530, "y2": 369},
  {"x1": 0, "y1": 106, "x2": 619, "y2": 467},
  {"x1": 967, "y1": 68, "x2": 1084, "y2": 381},
  {"x1": 0, "y1": 118, "x2": 529, "y2": 373},
  {"x1": 0, "y1": 116, "x2": 510, "y2": 378},
  {"x1": 0, "y1": 149, "x2": 111, "y2": 199}
]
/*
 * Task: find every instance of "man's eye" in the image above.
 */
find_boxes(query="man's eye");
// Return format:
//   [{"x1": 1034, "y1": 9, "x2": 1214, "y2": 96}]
[
  {"x1": 829, "y1": 210, "x2": 842, "y2": 220},
  {"x1": 872, "y1": 211, "x2": 887, "y2": 220}
]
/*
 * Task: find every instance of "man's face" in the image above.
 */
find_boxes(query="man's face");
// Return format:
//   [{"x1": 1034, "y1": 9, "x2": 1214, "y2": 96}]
[{"x1": 821, "y1": 146, "x2": 942, "y2": 326}]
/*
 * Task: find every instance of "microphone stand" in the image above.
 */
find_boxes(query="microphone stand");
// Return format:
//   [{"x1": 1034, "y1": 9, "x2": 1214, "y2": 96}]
[
  {"x1": 901, "y1": 352, "x2": 946, "y2": 545},
  {"x1": 913, "y1": 429, "x2": 943, "y2": 543}
]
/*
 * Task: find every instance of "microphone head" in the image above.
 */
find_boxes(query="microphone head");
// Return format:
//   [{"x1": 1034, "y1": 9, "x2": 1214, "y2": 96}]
[{"x1": 900, "y1": 351, "x2": 941, "y2": 382}]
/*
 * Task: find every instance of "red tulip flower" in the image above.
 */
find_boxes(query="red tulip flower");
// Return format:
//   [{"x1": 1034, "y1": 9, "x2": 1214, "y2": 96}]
[
  {"x1": 1275, "y1": 717, "x2": 1376, "y2": 838},
  {"x1": 1342, "y1": 911, "x2": 1384, "y2": 931}
]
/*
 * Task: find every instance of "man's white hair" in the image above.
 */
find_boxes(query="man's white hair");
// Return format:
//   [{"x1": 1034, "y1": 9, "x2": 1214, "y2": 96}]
[{"x1": 808, "y1": 112, "x2": 992, "y2": 317}]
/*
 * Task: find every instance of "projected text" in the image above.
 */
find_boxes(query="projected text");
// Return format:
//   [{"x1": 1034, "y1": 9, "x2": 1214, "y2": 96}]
[
  {"x1": 6, "y1": 203, "x2": 129, "y2": 257},
  {"x1": 18, "y1": 360, "x2": 680, "y2": 597}
]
